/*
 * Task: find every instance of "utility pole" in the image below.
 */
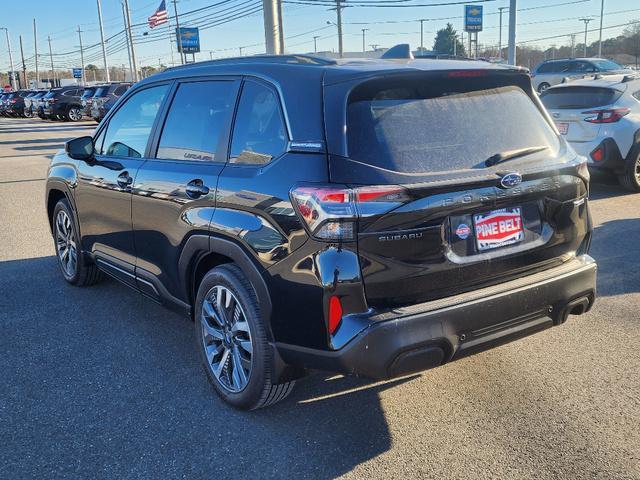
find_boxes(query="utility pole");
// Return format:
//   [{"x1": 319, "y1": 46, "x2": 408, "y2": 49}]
[
  {"x1": 96, "y1": 0, "x2": 110, "y2": 82},
  {"x1": 172, "y1": 0, "x2": 185, "y2": 64},
  {"x1": 570, "y1": 34, "x2": 576, "y2": 58},
  {"x1": 123, "y1": 0, "x2": 139, "y2": 81},
  {"x1": 209, "y1": 51, "x2": 213, "y2": 60},
  {"x1": 361, "y1": 29, "x2": 368, "y2": 53},
  {"x1": 419, "y1": 19, "x2": 425, "y2": 53},
  {"x1": 33, "y1": 19, "x2": 39, "y2": 87},
  {"x1": 262, "y1": 0, "x2": 281, "y2": 55},
  {"x1": 77, "y1": 27, "x2": 85, "y2": 86},
  {"x1": 579, "y1": 18, "x2": 592, "y2": 57},
  {"x1": 507, "y1": 0, "x2": 517, "y2": 65},
  {"x1": 239, "y1": 46, "x2": 244, "y2": 56},
  {"x1": 122, "y1": 3, "x2": 134, "y2": 81},
  {"x1": 313, "y1": 35, "x2": 319, "y2": 53},
  {"x1": 498, "y1": 7, "x2": 507, "y2": 60},
  {"x1": 597, "y1": 0, "x2": 604, "y2": 57},
  {"x1": 336, "y1": 0, "x2": 344, "y2": 58},
  {"x1": 277, "y1": 0, "x2": 285, "y2": 54},
  {"x1": 19, "y1": 35, "x2": 26, "y2": 88},
  {"x1": 0, "y1": 28, "x2": 16, "y2": 90},
  {"x1": 47, "y1": 36, "x2": 55, "y2": 87}
]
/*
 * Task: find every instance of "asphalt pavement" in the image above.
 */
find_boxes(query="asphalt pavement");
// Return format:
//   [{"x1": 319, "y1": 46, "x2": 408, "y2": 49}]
[{"x1": 0, "y1": 117, "x2": 638, "y2": 479}]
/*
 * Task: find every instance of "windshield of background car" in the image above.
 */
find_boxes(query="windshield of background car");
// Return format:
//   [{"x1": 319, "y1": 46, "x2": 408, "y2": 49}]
[
  {"x1": 592, "y1": 59, "x2": 623, "y2": 70},
  {"x1": 81, "y1": 88, "x2": 96, "y2": 99}
]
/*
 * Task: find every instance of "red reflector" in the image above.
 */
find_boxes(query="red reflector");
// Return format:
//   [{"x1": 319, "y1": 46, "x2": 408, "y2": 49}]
[
  {"x1": 328, "y1": 296, "x2": 343, "y2": 335},
  {"x1": 591, "y1": 147, "x2": 603, "y2": 162},
  {"x1": 448, "y1": 70, "x2": 487, "y2": 78}
]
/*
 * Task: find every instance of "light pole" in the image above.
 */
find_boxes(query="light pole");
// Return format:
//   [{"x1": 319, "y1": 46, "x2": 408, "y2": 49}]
[
  {"x1": 77, "y1": 27, "x2": 85, "y2": 86},
  {"x1": 507, "y1": 0, "x2": 517, "y2": 65},
  {"x1": 498, "y1": 7, "x2": 507, "y2": 61},
  {"x1": 0, "y1": 28, "x2": 16, "y2": 90},
  {"x1": 96, "y1": 0, "x2": 110, "y2": 82},
  {"x1": 361, "y1": 28, "x2": 368, "y2": 53},
  {"x1": 579, "y1": 18, "x2": 592, "y2": 57},
  {"x1": 326, "y1": 20, "x2": 343, "y2": 58},
  {"x1": 419, "y1": 19, "x2": 426, "y2": 53},
  {"x1": 598, "y1": 0, "x2": 604, "y2": 57}
]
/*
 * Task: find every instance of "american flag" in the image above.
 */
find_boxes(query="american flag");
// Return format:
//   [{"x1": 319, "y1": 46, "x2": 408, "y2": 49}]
[{"x1": 148, "y1": 0, "x2": 169, "y2": 28}]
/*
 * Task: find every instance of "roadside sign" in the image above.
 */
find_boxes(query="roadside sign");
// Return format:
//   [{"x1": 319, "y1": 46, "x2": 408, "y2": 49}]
[
  {"x1": 177, "y1": 27, "x2": 200, "y2": 53},
  {"x1": 72, "y1": 68, "x2": 83, "y2": 79},
  {"x1": 464, "y1": 5, "x2": 483, "y2": 32}
]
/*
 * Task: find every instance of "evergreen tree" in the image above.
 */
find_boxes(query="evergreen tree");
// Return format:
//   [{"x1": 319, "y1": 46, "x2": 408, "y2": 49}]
[{"x1": 433, "y1": 23, "x2": 466, "y2": 56}]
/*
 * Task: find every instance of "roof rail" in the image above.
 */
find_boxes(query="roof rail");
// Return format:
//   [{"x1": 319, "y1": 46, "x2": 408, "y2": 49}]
[
  {"x1": 166, "y1": 54, "x2": 336, "y2": 71},
  {"x1": 622, "y1": 73, "x2": 640, "y2": 83}
]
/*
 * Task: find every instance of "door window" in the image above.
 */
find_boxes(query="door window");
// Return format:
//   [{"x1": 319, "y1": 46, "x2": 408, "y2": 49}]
[
  {"x1": 99, "y1": 84, "x2": 168, "y2": 158},
  {"x1": 156, "y1": 81, "x2": 237, "y2": 162},
  {"x1": 229, "y1": 80, "x2": 287, "y2": 164}
]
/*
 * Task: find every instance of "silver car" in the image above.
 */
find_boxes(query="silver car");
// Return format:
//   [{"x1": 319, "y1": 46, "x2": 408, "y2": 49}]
[{"x1": 531, "y1": 58, "x2": 631, "y2": 93}]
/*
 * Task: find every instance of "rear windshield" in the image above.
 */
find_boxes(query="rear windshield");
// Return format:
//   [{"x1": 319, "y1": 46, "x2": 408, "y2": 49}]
[
  {"x1": 81, "y1": 88, "x2": 96, "y2": 99},
  {"x1": 541, "y1": 86, "x2": 622, "y2": 109},
  {"x1": 347, "y1": 79, "x2": 559, "y2": 174}
]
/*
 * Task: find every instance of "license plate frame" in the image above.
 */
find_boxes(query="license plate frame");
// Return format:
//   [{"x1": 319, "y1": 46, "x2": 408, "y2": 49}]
[{"x1": 473, "y1": 207, "x2": 525, "y2": 252}]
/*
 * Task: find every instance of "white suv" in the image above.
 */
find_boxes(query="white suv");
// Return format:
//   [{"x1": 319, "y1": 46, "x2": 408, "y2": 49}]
[
  {"x1": 532, "y1": 58, "x2": 630, "y2": 93},
  {"x1": 540, "y1": 73, "x2": 640, "y2": 191}
]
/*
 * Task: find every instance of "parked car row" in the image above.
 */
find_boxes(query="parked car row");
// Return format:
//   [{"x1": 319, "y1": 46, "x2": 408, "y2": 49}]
[
  {"x1": 0, "y1": 82, "x2": 131, "y2": 122},
  {"x1": 539, "y1": 72, "x2": 640, "y2": 192}
]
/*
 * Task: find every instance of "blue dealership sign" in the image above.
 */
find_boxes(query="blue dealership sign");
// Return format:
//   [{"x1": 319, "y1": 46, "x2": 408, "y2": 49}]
[
  {"x1": 177, "y1": 27, "x2": 200, "y2": 53},
  {"x1": 72, "y1": 68, "x2": 83, "y2": 78},
  {"x1": 464, "y1": 5, "x2": 483, "y2": 32}
]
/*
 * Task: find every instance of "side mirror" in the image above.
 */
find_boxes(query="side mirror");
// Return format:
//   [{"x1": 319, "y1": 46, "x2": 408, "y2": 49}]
[{"x1": 65, "y1": 136, "x2": 95, "y2": 161}]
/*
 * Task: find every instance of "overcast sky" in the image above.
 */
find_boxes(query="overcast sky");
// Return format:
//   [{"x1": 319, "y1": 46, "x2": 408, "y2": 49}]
[{"x1": 0, "y1": 0, "x2": 636, "y2": 72}]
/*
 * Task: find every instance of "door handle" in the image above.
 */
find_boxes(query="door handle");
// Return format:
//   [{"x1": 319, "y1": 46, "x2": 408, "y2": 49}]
[
  {"x1": 185, "y1": 179, "x2": 210, "y2": 198},
  {"x1": 117, "y1": 171, "x2": 133, "y2": 188}
]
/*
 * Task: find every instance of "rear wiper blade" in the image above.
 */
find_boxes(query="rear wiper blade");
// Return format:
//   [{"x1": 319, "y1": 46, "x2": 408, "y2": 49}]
[{"x1": 485, "y1": 146, "x2": 548, "y2": 167}]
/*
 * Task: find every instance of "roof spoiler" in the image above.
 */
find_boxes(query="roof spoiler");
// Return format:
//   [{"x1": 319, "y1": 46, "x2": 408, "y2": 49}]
[{"x1": 381, "y1": 44, "x2": 414, "y2": 60}]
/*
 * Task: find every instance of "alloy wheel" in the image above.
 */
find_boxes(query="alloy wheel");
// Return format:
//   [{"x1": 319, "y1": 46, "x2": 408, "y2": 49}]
[
  {"x1": 200, "y1": 285, "x2": 253, "y2": 393},
  {"x1": 68, "y1": 108, "x2": 81, "y2": 121},
  {"x1": 55, "y1": 210, "x2": 77, "y2": 278},
  {"x1": 635, "y1": 157, "x2": 640, "y2": 185}
]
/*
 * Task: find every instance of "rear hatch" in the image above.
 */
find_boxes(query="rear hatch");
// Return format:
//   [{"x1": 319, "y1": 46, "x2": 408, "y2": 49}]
[
  {"x1": 324, "y1": 68, "x2": 590, "y2": 307},
  {"x1": 540, "y1": 85, "x2": 624, "y2": 142}
]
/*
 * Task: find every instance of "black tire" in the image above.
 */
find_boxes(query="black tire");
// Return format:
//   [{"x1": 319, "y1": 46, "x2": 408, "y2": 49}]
[
  {"x1": 23, "y1": 108, "x2": 33, "y2": 118},
  {"x1": 195, "y1": 264, "x2": 295, "y2": 410},
  {"x1": 618, "y1": 146, "x2": 640, "y2": 192},
  {"x1": 538, "y1": 82, "x2": 550, "y2": 93},
  {"x1": 52, "y1": 199, "x2": 103, "y2": 287}
]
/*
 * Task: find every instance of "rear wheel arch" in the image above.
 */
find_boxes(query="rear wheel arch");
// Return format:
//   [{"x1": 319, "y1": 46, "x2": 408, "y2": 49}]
[{"x1": 187, "y1": 237, "x2": 273, "y2": 330}]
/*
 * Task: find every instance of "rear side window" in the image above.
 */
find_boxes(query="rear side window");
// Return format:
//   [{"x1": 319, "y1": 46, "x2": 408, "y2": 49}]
[
  {"x1": 346, "y1": 78, "x2": 559, "y2": 174},
  {"x1": 99, "y1": 84, "x2": 168, "y2": 158},
  {"x1": 114, "y1": 85, "x2": 128, "y2": 96},
  {"x1": 536, "y1": 62, "x2": 557, "y2": 74},
  {"x1": 541, "y1": 87, "x2": 622, "y2": 109},
  {"x1": 229, "y1": 80, "x2": 287, "y2": 165},
  {"x1": 591, "y1": 59, "x2": 622, "y2": 71},
  {"x1": 156, "y1": 81, "x2": 236, "y2": 162}
]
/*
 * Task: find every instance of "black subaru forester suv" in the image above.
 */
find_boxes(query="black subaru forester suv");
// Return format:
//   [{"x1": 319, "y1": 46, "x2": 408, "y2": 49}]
[{"x1": 46, "y1": 53, "x2": 597, "y2": 410}]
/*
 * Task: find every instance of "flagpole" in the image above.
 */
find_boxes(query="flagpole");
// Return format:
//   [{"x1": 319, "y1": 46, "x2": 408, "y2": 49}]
[{"x1": 165, "y1": 10, "x2": 176, "y2": 66}]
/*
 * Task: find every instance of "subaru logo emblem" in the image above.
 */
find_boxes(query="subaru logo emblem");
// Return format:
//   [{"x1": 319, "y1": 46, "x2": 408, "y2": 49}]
[{"x1": 500, "y1": 172, "x2": 522, "y2": 188}]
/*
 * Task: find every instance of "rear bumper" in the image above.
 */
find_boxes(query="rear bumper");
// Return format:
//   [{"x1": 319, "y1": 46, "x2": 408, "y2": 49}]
[
  {"x1": 277, "y1": 255, "x2": 597, "y2": 379},
  {"x1": 571, "y1": 138, "x2": 624, "y2": 171}
]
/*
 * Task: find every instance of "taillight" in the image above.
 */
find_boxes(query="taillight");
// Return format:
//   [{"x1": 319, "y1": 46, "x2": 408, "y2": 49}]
[
  {"x1": 10, "y1": 98, "x2": 16, "y2": 103},
  {"x1": 290, "y1": 184, "x2": 409, "y2": 241},
  {"x1": 582, "y1": 108, "x2": 629, "y2": 123},
  {"x1": 448, "y1": 70, "x2": 487, "y2": 78}
]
